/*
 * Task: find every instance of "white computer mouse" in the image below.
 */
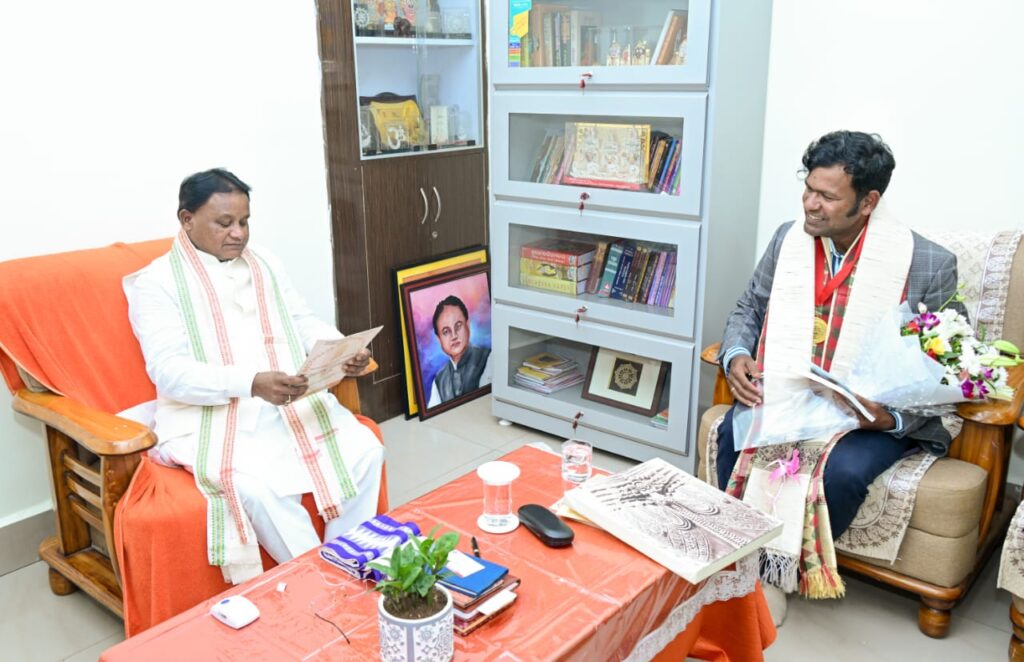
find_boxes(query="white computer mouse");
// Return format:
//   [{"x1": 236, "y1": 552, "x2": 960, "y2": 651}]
[{"x1": 209, "y1": 595, "x2": 260, "y2": 629}]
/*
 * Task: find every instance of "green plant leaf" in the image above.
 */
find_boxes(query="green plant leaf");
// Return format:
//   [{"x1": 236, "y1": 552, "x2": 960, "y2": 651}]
[
  {"x1": 993, "y1": 339, "x2": 1021, "y2": 355},
  {"x1": 401, "y1": 565, "x2": 422, "y2": 591}
]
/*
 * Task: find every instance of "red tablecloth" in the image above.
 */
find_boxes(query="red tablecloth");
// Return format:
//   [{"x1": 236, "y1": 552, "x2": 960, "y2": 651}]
[{"x1": 101, "y1": 446, "x2": 775, "y2": 661}]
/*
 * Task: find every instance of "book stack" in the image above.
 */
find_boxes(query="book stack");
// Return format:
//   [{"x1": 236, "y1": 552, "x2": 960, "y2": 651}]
[
  {"x1": 519, "y1": 238, "x2": 596, "y2": 296},
  {"x1": 440, "y1": 551, "x2": 521, "y2": 636},
  {"x1": 586, "y1": 240, "x2": 677, "y2": 308},
  {"x1": 514, "y1": 351, "x2": 584, "y2": 394},
  {"x1": 650, "y1": 408, "x2": 669, "y2": 429}
]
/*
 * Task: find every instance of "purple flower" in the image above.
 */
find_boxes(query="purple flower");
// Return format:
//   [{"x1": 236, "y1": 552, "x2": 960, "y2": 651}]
[
  {"x1": 961, "y1": 380, "x2": 975, "y2": 398},
  {"x1": 983, "y1": 368, "x2": 994, "y2": 379},
  {"x1": 975, "y1": 380, "x2": 989, "y2": 398},
  {"x1": 916, "y1": 312, "x2": 941, "y2": 330}
]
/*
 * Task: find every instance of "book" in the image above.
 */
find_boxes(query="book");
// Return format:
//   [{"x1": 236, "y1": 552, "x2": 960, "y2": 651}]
[
  {"x1": 520, "y1": 273, "x2": 587, "y2": 295},
  {"x1": 454, "y1": 586, "x2": 519, "y2": 636},
  {"x1": 624, "y1": 246, "x2": 650, "y2": 302},
  {"x1": 655, "y1": 138, "x2": 679, "y2": 192},
  {"x1": 596, "y1": 242, "x2": 625, "y2": 297},
  {"x1": 608, "y1": 243, "x2": 636, "y2": 300},
  {"x1": 453, "y1": 582, "x2": 521, "y2": 621},
  {"x1": 650, "y1": 408, "x2": 669, "y2": 429},
  {"x1": 439, "y1": 551, "x2": 509, "y2": 598},
  {"x1": 653, "y1": 10, "x2": 687, "y2": 65},
  {"x1": 520, "y1": 238, "x2": 596, "y2": 266},
  {"x1": 585, "y1": 240, "x2": 610, "y2": 294},
  {"x1": 661, "y1": 138, "x2": 683, "y2": 193},
  {"x1": 522, "y1": 351, "x2": 574, "y2": 372},
  {"x1": 563, "y1": 458, "x2": 782, "y2": 583},
  {"x1": 561, "y1": 122, "x2": 652, "y2": 191},
  {"x1": 646, "y1": 137, "x2": 669, "y2": 190},
  {"x1": 449, "y1": 573, "x2": 522, "y2": 613},
  {"x1": 514, "y1": 371, "x2": 583, "y2": 393},
  {"x1": 645, "y1": 251, "x2": 669, "y2": 305},
  {"x1": 519, "y1": 257, "x2": 591, "y2": 282},
  {"x1": 637, "y1": 250, "x2": 661, "y2": 304}
]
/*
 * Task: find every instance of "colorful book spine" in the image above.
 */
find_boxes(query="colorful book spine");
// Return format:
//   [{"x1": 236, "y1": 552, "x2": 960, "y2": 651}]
[
  {"x1": 646, "y1": 250, "x2": 668, "y2": 305},
  {"x1": 596, "y1": 243, "x2": 625, "y2": 297},
  {"x1": 520, "y1": 274, "x2": 586, "y2": 295},
  {"x1": 519, "y1": 257, "x2": 591, "y2": 281},
  {"x1": 585, "y1": 240, "x2": 610, "y2": 294},
  {"x1": 609, "y1": 244, "x2": 636, "y2": 300},
  {"x1": 520, "y1": 242, "x2": 595, "y2": 266},
  {"x1": 661, "y1": 141, "x2": 683, "y2": 193},
  {"x1": 655, "y1": 139, "x2": 678, "y2": 192},
  {"x1": 657, "y1": 253, "x2": 677, "y2": 307},
  {"x1": 623, "y1": 246, "x2": 648, "y2": 302},
  {"x1": 637, "y1": 250, "x2": 660, "y2": 303}
]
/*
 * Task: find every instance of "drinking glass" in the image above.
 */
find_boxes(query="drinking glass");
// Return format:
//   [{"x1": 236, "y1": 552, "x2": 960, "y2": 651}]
[
  {"x1": 476, "y1": 461, "x2": 520, "y2": 533},
  {"x1": 561, "y1": 439, "x2": 593, "y2": 485}
]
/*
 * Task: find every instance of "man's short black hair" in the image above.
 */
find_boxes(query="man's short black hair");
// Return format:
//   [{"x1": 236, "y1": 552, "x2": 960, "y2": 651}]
[
  {"x1": 178, "y1": 168, "x2": 251, "y2": 213},
  {"x1": 800, "y1": 131, "x2": 896, "y2": 205},
  {"x1": 432, "y1": 295, "x2": 469, "y2": 335}
]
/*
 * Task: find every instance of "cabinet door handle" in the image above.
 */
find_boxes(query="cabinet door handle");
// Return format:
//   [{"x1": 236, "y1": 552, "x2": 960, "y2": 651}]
[
  {"x1": 419, "y1": 187, "x2": 429, "y2": 224},
  {"x1": 432, "y1": 186, "x2": 442, "y2": 224}
]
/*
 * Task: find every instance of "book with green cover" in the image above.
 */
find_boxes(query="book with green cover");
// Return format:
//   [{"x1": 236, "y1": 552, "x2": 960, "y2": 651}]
[{"x1": 596, "y1": 242, "x2": 625, "y2": 298}]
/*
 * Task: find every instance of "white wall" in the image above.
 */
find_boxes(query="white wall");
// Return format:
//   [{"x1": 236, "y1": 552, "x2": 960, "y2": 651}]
[
  {"x1": 0, "y1": 2, "x2": 337, "y2": 525},
  {"x1": 758, "y1": 0, "x2": 1024, "y2": 243},
  {"x1": 756, "y1": 0, "x2": 1024, "y2": 480}
]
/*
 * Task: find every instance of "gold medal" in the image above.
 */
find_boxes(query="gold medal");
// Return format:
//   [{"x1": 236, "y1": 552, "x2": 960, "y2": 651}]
[{"x1": 812, "y1": 317, "x2": 828, "y2": 345}]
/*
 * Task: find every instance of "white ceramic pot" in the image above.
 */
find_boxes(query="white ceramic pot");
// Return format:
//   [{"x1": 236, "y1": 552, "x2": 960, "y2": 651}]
[{"x1": 377, "y1": 585, "x2": 454, "y2": 662}]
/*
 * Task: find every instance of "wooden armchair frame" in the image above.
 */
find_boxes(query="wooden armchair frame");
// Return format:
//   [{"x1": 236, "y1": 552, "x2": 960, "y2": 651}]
[
  {"x1": 13, "y1": 363, "x2": 376, "y2": 619},
  {"x1": 700, "y1": 343, "x2": 1024, "y2": 637}
]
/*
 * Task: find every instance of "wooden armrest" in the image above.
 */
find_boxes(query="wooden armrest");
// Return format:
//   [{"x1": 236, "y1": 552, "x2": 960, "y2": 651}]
[
  {"x1": 352, "y1": 357, "x2": 378, "y2": 378},
  {"x1": 956, "y1": 364, "x2": 1024, "y2": 427},
  {"x1": 700, "y1": 342, "x2": 722, "y2": 366},
  {"x1": 12, "y1": 389, "x2": 156, "y2": 456}
]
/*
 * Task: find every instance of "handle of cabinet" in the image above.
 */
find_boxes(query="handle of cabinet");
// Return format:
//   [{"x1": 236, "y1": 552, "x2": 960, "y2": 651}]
[
  {"x1": 432, "y1": 186, "x2": 441, "y2": 224},
  {"x1": 419, "y1": 187, "x2": 429, "y2": 225}
]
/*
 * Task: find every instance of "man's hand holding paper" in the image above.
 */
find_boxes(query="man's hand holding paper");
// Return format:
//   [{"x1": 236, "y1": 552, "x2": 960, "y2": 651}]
[{"x1": 297, "y1": 326, "x2": 383, "y2": 396}]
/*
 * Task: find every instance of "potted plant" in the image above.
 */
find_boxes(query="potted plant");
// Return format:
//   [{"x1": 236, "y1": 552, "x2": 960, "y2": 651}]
[{"x1": 369, "y1": 526, "x2": 459, "y2": 662}]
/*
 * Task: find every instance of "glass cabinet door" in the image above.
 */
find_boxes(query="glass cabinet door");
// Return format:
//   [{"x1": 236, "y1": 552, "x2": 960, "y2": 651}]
[
  {"x1": 492, "y1": 0, "x2": 710, "y2": 88},
  {"x1": 351, "y1": 0, "x2": 484, "y2": 159}
]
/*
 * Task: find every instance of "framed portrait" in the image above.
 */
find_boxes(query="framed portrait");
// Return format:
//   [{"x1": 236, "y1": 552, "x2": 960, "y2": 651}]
[
  {"x1": 399, "y1": 263, "x2": 492, "y2": 420},
  {"x1": 581, "y1": 347, "x2": 667, "y2": 416},
  {"x1": 392, "y1": 246, "x2": 489, "y2": 417}
]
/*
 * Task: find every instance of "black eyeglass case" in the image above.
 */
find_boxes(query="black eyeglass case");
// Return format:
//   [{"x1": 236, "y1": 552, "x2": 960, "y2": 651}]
[{"x1": 518, "y1": 504, "x2": 574, "y2": 547}]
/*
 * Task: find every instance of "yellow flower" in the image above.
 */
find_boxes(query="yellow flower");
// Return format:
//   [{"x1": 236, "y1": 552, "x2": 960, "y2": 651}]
[{"x1": 926, "y1": 337, "x2": 949, "y2": 356}]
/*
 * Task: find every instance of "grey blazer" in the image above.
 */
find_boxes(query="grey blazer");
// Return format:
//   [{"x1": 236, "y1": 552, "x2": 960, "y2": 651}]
[{"x1": 718, "y1": 221, "x2": 961, "y2": 455}]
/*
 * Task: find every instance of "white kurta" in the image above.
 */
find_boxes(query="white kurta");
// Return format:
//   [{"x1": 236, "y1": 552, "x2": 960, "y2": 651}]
[{"x1": 124, "y1": 244, "x2": 383, "y2": 564}]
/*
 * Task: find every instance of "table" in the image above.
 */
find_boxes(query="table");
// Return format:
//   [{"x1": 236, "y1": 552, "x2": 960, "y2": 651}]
[{"x1": 101, "y1": 446, "x2": 775, "y2": 661}]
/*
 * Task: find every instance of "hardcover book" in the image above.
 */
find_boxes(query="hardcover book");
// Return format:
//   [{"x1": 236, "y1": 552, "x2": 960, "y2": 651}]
[
  {"x1": 520, "y1": 238, "x2": 596, "y2": 266},
  {"x1": 596, "y1": 242, "x2": 625, "y2": 297},
  {"x1": 563, "y1": 458, "x2": 782, "y2": 583},
  {"x1": 561, "y1": 123, "x2": 652, "y2": 191},
  {"x1": 520, "y1": 273, "x2": 587, "y2": 295},
  {"x1": 519, "y1": 257, "x2": 591, "y2": 282},
  {"x1": 585, "y1": 240, "x2": 610, "y2": 294}
]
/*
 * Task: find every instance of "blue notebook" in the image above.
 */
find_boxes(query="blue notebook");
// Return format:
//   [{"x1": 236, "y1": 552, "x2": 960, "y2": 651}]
[{"x1": 438, "y1": 552, "x2": 509, "y2": 598}]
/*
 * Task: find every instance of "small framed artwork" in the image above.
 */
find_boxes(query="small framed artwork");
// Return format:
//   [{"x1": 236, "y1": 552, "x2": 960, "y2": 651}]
[
  {"x1": 581, "y1": 347, "x2": 667, "y2": 416},
  {"x1": 393, "y1": 246, "x2": 488, "y2": 417},
  {"x1": 400, "y1": 263, "x2": 492, "y2": 420}
]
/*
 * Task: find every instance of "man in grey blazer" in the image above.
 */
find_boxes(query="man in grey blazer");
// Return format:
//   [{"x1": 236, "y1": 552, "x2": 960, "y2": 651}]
[{"x1": 715, "y1": 131, "x2": 960, "y2": 542}]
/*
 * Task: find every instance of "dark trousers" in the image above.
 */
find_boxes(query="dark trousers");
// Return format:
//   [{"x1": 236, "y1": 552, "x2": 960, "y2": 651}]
[{"x1": 714, "y1": 405, "x2": 916, "y2": 538}]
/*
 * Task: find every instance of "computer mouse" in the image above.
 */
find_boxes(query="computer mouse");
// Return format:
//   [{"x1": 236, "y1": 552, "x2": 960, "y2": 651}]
[
  {"x1": 209, "y1": 595, "x2": 261, "y2": 629},
  {"x1": 518, "y1": 504, "x2": 574, "y2": 547}
]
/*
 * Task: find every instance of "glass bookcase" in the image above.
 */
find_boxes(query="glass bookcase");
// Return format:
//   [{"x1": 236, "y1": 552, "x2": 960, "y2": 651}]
[
  {"x1": 490, "y1": 92, "x2": 706, "y2": 216},
  {"x1": 491, "y1": 0, "x2": 711, "y2": 88},
  {"x1": 351, "y1": 0, "x2": 484, "y2": 159},
  {"x1": 491, "y1": 201, "x2": 700, "y2": 338},
  {"x1": 491, "y1": 303, "x2": 693, "y2": 451}
]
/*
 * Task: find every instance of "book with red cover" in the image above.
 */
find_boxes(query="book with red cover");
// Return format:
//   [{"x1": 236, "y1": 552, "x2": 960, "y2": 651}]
[
  {"x1": 520, "y1": 238, "x2": 596, "y2": 266},
  {"x1": 447, "y1": 574, "x2": 521, "y2": 612}
]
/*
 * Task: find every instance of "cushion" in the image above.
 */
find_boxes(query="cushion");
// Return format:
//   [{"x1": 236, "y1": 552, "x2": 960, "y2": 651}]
[
  {"x1": 842, "y1": 526, "x2": 978, "y2": 588},
  {"x1": 696, "y1": 404, "x2": 730, "y2": 484},
  {"x1": 907, "y1": 458, "x2": 987, "y2": 538}
]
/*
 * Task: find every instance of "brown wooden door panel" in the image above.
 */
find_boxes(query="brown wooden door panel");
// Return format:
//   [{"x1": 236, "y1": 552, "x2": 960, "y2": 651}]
[
  {"x1": 423, "y1": 151, "x2": 488, "y2": 256},
  {"x1": 361, "y1": 157, "x2": 431, "y2": 384}
]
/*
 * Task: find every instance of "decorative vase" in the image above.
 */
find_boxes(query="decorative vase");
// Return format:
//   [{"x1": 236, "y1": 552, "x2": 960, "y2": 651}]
[{"x1": 377, "y1": 585, "x2": 454, "y2": 662}]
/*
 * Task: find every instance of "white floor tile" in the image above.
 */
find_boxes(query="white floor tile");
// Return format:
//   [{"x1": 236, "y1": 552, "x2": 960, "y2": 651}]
[
  {"x1": 0, "y1": 562, "x2": 122, "y2": 662},
  {"x1": 420, "y1": 395, "x2": 535, "y2": 450},
  {"x1": 64, "y1": 632, "x2": 124, "y2": 662}
]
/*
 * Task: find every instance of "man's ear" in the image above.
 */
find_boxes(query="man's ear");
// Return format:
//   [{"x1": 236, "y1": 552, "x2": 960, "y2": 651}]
[
  {"x1": 178, "y1": 209, "x2": 192, "y2": 229},
  {"x1": 860, "y1": 190, "x2": 881, "y2": 217}
]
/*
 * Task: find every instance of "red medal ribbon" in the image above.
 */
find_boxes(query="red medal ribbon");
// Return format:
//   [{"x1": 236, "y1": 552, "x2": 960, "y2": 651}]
[{"x1": 814, "y1": 227, "x2": 868, "y2": 306}]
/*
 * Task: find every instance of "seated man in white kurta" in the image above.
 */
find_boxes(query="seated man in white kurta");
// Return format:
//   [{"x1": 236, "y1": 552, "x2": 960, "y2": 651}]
[{"x1": 125, "y1": 168, "x2": 383, "y2": 584}]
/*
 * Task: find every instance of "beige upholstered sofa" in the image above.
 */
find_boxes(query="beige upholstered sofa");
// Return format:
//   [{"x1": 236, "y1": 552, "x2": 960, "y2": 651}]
[{"x1": 697, "y1": 230, "x2": 1024, "y2": 638}]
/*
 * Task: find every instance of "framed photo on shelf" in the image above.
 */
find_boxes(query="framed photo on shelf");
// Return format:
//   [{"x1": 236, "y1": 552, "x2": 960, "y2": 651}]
[
  {"x1": 393, "y1": 246, "x2": 489, "y2": 417},
  {"x1": 399, "y1": 262, "x2": 492, "y2": 420},
  {"x1": 581, "y1": 347, "x2": 667, "y2": 416}
]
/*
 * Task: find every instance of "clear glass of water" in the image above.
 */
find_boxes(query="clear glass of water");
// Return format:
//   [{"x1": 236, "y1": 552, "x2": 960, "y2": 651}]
[
  {"x1": 561, "y1": 439, "x2": 593, "y2": 485},
  {"x1": 476, "y1": 461, "x2": 521, "y2": 533}
]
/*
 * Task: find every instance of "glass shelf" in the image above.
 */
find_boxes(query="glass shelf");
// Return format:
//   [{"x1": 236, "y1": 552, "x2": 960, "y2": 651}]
[
  {"x1": 492, "y1": 0, "x2": 710, "y2": 88},
  {"x1": 351, "y1": 0, "x2": 484, "y2": 159}
]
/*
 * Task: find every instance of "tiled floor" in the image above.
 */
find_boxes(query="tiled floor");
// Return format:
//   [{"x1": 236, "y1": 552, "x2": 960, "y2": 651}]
[{"x1": 0, "y1": 395, "x2": 1013, "y2": 660}]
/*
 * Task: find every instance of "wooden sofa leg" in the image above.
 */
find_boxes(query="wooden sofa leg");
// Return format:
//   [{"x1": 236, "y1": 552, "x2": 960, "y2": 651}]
[
  {"x1": 918, "y1": 597, "x2": 953, "y2": 638},
  {"x1": 48, "y1": 567, "x2": 78, "y2": 596},
  {"x1": 1011, "y1": 602, "x2": 1024, "y2": 661}
]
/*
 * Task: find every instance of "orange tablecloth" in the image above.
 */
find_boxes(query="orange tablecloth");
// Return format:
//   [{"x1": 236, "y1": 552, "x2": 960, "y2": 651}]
[{"x1": 101, "y1": 446, "x2": 775, "y2": 661}]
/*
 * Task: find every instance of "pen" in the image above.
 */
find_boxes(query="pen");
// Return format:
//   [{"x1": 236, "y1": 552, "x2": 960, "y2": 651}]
[{"x1": 471, "y1": 536, "x2": 481, "y2": 558}]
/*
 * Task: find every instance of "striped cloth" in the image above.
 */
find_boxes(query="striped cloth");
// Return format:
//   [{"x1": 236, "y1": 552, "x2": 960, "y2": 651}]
[{"x1": 320, "y1": 515, "x2": 420, "y2": 581}]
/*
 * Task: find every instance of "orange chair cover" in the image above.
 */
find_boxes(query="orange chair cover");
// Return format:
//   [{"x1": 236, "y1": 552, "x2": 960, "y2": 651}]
[{"x1": 0, "y1": 240, "x2": 388, "y2": 635}]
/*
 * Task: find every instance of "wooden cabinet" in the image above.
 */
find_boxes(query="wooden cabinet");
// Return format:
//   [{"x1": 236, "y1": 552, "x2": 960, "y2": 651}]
[{"x1": 317, "y1": 0, "x2": 488, "y2": 419}]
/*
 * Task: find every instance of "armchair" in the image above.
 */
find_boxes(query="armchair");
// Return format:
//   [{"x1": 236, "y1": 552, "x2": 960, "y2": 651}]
[
  {"x1": 0, "y1": 239, "x2": 387, "y2": 635},
  {"x1": 697, "y1": 229, "x2": 1024, "y2": 638}
]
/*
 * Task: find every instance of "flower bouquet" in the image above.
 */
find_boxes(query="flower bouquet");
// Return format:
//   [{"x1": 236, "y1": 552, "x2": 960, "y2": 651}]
[{"x1": 900, "y1": 304, "x2": 1020, "y2": 402}]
